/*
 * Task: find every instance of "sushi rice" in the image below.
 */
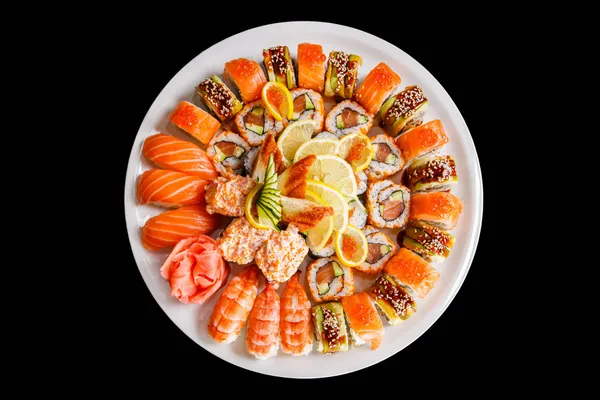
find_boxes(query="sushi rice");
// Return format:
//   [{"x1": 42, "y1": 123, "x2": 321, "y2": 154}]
[
  {"x1": 355, "y1": 170, "x2": 368, "y2": 195},
  {"x1": 366, "y1": 180, "x2": 411, "y2": 229},
  {"x1": 244, "y1": 146, "x2": 259, "y2": 176},
  {"x1": 325, "y1": 100, "x2": 374, "y2": 138},
  {"x1": 366, "y1": 134, "x2": 405, "y2": 181},
  {"x1": 314, "y1": 131, "x2": 338, "y2": 140},
  {"x1": 348, "y1": 196, "x2": 367, "y2": 229},
  {"x1": 235, "y1": 100, "x2": 284, "y2": 146},
  {"x1": 207, "y1": 130, "x2": 251, "y2": 175}
]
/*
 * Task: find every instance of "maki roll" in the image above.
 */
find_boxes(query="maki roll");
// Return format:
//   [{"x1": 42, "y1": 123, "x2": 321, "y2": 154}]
[
  {"x1": 409, "y1": 191, "x2": 464, "y2": 230},
  {"x1": 325, "y1": 100, "x2": 374, "y2": 138},
  {"x1": 195, "y1": 75, "x2": 243, "y2": 122},
  {"x1": 297, "y1": 42, "x2": 326, "y2": 92},
  {"x1": 366, "y1": 181, "x2": 411, "y2": 229},
  {"x1": 384, "y1": 248, "x2": 440, "y2": 298},
  {"x1": 207, "y1": 130, "x2": 251, "y2": 175},
  {"x1": 366, "y1": 134, "x2": 405, "y2": 181},
  {"x1": 368, "y1": 275, "x2": 417, "y2": 325},
  {"x1": 354, "y1": 62, "x2": 402, "y2": 115},
  {"x1": 314, "y1": 131, "x2": 338, "y2": 140},
  {"x1": 169, "y1": 100, "x2": 221, "y2": 145},
  {"x1": 312, "y1": 302, "x2": 349, "y2": 354},
  {"x1": 356, "y1": 225, "x2": 397, "y2": 274},
  {"x1": 235, "y1": 100, "x2": 284, "y2": 146},
  {"x1": 348, "y1": 196, "x2": 367, "y2": 229},
  {"x1": 403, "y1": 221, "x2": 455, "y2": 263},
  {"x1": 223, "y1": 58, "x2": 268, "y2": 103},
  {"x1": 406, "y1": 155, "x2": 458, "y2": 193},
  {"x1": 324, "y1": 51, "x2": 362, "y2": 99},
  {"x1": 307, "y1": 256, "x2": 355, "y2": 303},
  {"x1": 341, "y1": 292, "x2": 384, "y2": 350},
  {"x1": 263, "y1": 45, "x2": 297, "y2": 90},
  {"x1": 380, "y1": 85, "x2": 428, "y2": 137},
  {"x1": 309, "y1": 235, "x2": 335, "y2": 258},
  {"x1": 355, "y1": 170, "x2": 368, "y2": 196},
  {"x1": 395, "y1": 119, "x2": 449, "y2": 164},
  {"x1": 244, "y1": 147, "x2": 259, "y2": 176},
  {"x1": 287, "y1": 88, "x2": 325, "y2": 132}
]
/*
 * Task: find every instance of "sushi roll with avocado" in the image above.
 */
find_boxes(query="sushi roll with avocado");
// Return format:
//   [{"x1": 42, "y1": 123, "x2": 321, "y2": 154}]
[
  {"x1": 325, "y1": 100, "x2": 373, "y2": 138},
  {"x1": 355, "y1": 170, "x2": 368, "y2": 196},
  {"x1": 307, "y1": 257, "x2": 355, "y2": 303},
  {"x1": 366, "y1": 180, "x2": 411, "y2": 229},
  {"x1": 406, "y1": 155, "x2": 458, "y2": 193},
  {"x1": 314, "y1": 131, "x2": 338, "y2": 140},
  {"x1": 402, "y1": 221, "x2": 455, "y2": 263},
  {"x1": 380, "y1": 85, "x2": 428, "y2": 137},
  {"x1": 195, "y1": 75, "x2": 243, "y2": 122},
  {"x1": 263, "y1": 45, "x2": 297, "y2": 90},
  {"x1": 324, "y1": 51, "x2": 362, "y2": 99},
  {"x1": 244, "y1": 147, "x2": 259, "y2": 176},
  {"x1": 356, "y1": 225, "x2": 397, "y2": 274},
  {"x1": 368, "y1": 275, "x2": 417, "y2": 325},
  {"x1": 366, "y1": 134, "x2": 405, "y2": 181},
  {"x1": 207, "y1": 130, "x2": 251, "y2": 175},
  {"x1": 348, "y1": 196, "x2": 367, "y2": 229},
  {"x1": 311, "y1": 302, "x2": 349, "y2": 354},
  {"x1": 235, "y1": 100, "x2": 284, "y2": 146},
  {"x1": 287, "y1": 88, "x2": 325, "y2": 132}
]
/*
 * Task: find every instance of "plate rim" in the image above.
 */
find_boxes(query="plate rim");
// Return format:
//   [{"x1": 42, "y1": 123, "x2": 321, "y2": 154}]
[{"x1": 124, "y1": 20, "x2": 484, "y2": 379}]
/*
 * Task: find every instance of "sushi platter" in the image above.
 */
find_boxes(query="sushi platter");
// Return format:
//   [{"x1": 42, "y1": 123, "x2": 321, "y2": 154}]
[{"x1": 124, "y1": 21, "x2": 483, "y2": 378}]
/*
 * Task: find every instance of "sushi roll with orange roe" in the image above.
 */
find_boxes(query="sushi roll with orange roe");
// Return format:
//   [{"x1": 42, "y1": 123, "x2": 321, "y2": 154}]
[
  {"x1": 297, "y1": 43, "x2": 326, "y2": 92},
  {"x1": 224, "y1": 58, "x2": 268, "y2": 103},
  {"x1": 169, "y1": 101, "x2": 221, "y2": 144},
  {"x1": 354, "y1": 62, "x2": 401, "y2": 115}
]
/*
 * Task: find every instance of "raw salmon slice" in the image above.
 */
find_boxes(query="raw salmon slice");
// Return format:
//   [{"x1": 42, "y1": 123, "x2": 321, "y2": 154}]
[
  {"x1": 169, "y1": 101, "x2": 220, "y2": 144},
  {"x1": 297, "y1": 43, "x2": 326, "y2": 92},
  {"x1": 224, "y1": 58, "x2": 268, "y2": 103},
  {"x1": 137, "y1": 169, "x2": 208, "y2": 208},
  {"x1": 354, "y1": 62, "x2": 401, "y2": 115}
]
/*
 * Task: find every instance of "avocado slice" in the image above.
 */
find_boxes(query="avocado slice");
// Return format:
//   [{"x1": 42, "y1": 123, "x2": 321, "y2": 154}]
[
  {"x1": 210, "y1": 75, "x2": 224, "y2": 84},
  {"x1": 246, "y1": 106, "x2": 264, "y2": 135},
  {"x1": 214, "y1": 146, "x2": 227, "y2": 162},
  {"x1": 390, "y1": 190, "x2": 404, "y2": 201},
  {"x1": 385, "y1": 154, "x2": 398, "y2": 165},
  {"x1": 313, "y1": 305, "x2": 324, "y2": 325},
  {"x1": 331, "y1": 66, "x2": 339, "y2": 96},
  {"x1": 380, "y1": 244, "x2": 392, "y2": 255},
  {"x1": 336, "y1": 115, "x2": 345, "y2": 129},
  {"x1": 380, "y1": 95, "x2": 397, "y2": 119},
  {"x1": 318, "y1": 282, "x2": 330, "y2": 295},
  {"x1": 284, "y1": 46, "x2": 296, "y2": 89},
  {"x1": 305, "y1": 94, "x2": 315, "y2": 110},
  {"x1": 332, "y1": 262, "x2": 343, "y2": 277},
  {"x1": 402, "y1": 236, "x2": 428, "y2": 254}
]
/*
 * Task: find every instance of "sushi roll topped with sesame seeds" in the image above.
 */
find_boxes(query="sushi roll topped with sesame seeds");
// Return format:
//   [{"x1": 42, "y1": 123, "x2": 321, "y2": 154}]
[{"x1": 195, "y1": 75, "x2": 243, "y2": 122}]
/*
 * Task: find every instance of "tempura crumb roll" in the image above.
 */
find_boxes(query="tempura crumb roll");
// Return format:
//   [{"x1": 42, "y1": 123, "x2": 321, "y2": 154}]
[{"x1": 312, "y1": 301, "x2": 349, "y2": 353}]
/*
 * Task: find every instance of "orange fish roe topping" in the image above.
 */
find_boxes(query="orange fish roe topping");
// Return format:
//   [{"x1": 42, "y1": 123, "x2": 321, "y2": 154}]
[
  {"x1": 267, "y1": 88, "x2": 284, "y2": 108},
  {"x1": 234, "y1": 59, "x2": 261, "y2": 77},
  {"x1": 171, "y1": 103, "x2": 198, "y2": 128},
  {"x1": 299, "y1": 43, "x2": 326, "y2": 67},
  {"x1": 346, "y1": 142, "x2": 367, "y2": 163},
  {"x1": 342, "y1": 235, "x2": 357, "y2": 259}
]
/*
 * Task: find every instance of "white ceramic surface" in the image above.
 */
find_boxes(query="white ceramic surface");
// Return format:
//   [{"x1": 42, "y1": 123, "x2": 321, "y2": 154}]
[{"x1": 124, "y1": 21, "x2": 483, "y2": 379}]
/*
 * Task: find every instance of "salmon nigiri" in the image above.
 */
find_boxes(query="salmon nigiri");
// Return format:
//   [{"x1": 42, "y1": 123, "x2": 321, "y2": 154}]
[
  {"x1": 280, "y1": 272, "x2": 313, "y2": 356},
  {"x1": 142, "y1": 133, "x2": 218, "y2": 180},
  {"x1": 297, "y1": 43, "x2": 326, "y2": 93},
  {"x1": 169, "y1": 100, "x2": 221, "y2": 144},
  {"x1": 141, "y1": 205, "x2": 217, "y2": 251},
  {"x1": 354, "y1": 62, "x2": 401, "y2": 115},
  {"x1": 224, "y1": 58, "x2": 268, "y2": 103},
  {"x1": 341, "y1": 292, "x2": 384, "y2": 350},
  {"x1": 246, "y1": 282, "x2": 280, "y2": 360},
  {"x1": 208, "y1": 265, "x2": 260, "y2": 343},
  {"x1": 409, "y1": 191, "x2": 464, "y2": 230},
  {"x1": 137, "y1": 169, "x2": 208, "y2": 208},
  {"x1": 384, "y1": 248, "x2": 440, "y2": 298},
  {"x1": 395, "y1": 119, "x2": 449, "y2": 164}
]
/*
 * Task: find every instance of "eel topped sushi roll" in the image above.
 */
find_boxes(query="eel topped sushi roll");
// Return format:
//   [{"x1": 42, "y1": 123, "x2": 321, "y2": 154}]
[
  {"x1": 169, "y1": 100, "x2": 221, "y2": 145},
  {"x1": 341, "y1": 292, "x2": 384, "y2": 350},
  {"x1": 380, "y1": 85, "x2": 429, "y2": 137},
  {"x1": 195, "y1": 75, "x2": 243, "y2": 122},
  {"x1": 395, "y1": 119, "x2": 449, "y2": 164},
  {"x1": 366, "y1": 180, "x2": 411, "y2": 229},
  {"x1": 297, "y1": 43, "x2": 326, "y2": 92},
  {"x1": 224, "y1": 58, "x2": 268, "y2": 103},
  {"x1": 235, "y1": 100, "x2": 284, "y2": 146},
  {"x1": 207, "y1": 130, "x2": 251, "y2": 175},
  {"x1": 287, "y1": 88, "x2": 325, "y2": 132},
  {"x1": 366, "y1": 134, "x2": 405, "y2": 181},
  {"x1": 384, "y1": 248, "x2": 440, "y2": 299},
  {"x1": 403, "y1": 220, "x2": 455, "y2": 263},
  {"x1": 368, "y1": 275, "x2": 417, "y2": 325},
  {"x1": 325, "y1": 100, "x2": 374, "y2": 138},
  {"x1": 354, "y1": 62, "x2": 402, "y2": 115},
  {"x1": 356, "y1": 225, "x2": 397, "y2": 274},
  {"x1": 406, "y1": 155, "x2": 458, "y2": 193},
  {"x1": 263, "y1": 45, "x2": 297, "y2": 90},
  {"x1": 307, "y1": 256, "x2": 355, "y2": 302},
  {"x1": 312, "y1": 301, "x2": 349, "y2": 354},
  {"x1": 324, "y1": 51, "x2": 363, "y2": 99},
  {"x1": 409, "y1": 191, "x2": 464, "y2": 230}
]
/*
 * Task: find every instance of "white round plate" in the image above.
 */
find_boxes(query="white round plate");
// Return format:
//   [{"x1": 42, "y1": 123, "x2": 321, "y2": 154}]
[{"x1": 124, "y1": 21, "x2": 483, "y2": 379}]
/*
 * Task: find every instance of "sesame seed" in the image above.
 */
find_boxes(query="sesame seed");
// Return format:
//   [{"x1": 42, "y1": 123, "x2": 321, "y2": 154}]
[{"x1": 386, "y1": 86, "x2": 427, "y2": 121}]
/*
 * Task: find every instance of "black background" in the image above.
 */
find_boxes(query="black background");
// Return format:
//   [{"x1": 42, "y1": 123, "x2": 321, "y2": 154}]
[{"x1": 109, "y1": 16, "x2": 501, "y2": 387}]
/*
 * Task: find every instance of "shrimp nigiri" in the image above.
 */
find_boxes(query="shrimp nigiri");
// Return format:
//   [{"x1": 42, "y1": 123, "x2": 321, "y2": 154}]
[
  {"x1": 246, "y1": 282, "x2": 280, "y2": 359},
  {"x1": 279, "y1": 272, "x2": 313, "y2": 356},
  {"x1": 208, "y1": 265, "x2": 259, "y2": 344}
]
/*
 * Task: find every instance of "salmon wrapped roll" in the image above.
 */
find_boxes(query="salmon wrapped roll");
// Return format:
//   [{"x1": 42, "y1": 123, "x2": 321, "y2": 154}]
[
  {"x1": 224, "y1": 58, "x2": 268, "y2": 103},
  {"x1": 395, "y1": 119, "x2": 449, "y2": 164},
  {"x1": 368, "y1": 275, "x2": 417, "y2": 325},
  {"x1": 341, "y1": 292, "x2": 384, "y2": 350},
  {"x1": 366, "y1": 180, "x2": 411, "y2": 229},
  {"x1": 354, "y1": 62, "x2": 401, "y2": 115},
  {"x1": 402, "y1": 221, "x2": 456, "y2": 263},
  {"x1": 169, "y1": 101, "x2": 221, "y2": 144},
  {"x1": 195, "y1": 75, "x2": 243, "y2": 122},
  {"x1": 263, "y1": 45, "x2": 296, "y2": 90},
  {"x1": 380, "y1": 85, "x2": 428, "y2": 137},
  {"x1": 307, "y1": 256, "x2": 355, "y2": 302},
  {"x1": 409, "y1": 191, "x2": 464, "y2": 230},
  {"x1": 297, "y1": 43, "x2": 326, "y2": 92},
  {"x1": 160, "y1": 236, "x2": 230, "y2": 304},
  {"x1": 384, "y1": 248, "x2": 440, "y2": 298}
]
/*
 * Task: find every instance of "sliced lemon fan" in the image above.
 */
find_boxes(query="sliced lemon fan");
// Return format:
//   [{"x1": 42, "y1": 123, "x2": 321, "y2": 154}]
[
  {"x1": 304, "y1": 190, "x2": 334, "y2": 251},
  {"x1": 262, "y1": 81, "x2": 293, "y2": 121},
  {"x1": 307, "y1": 155, "x2": 358, "y2": 197},
  {"x1": 294, "y1": 138, "x2": 340, "y2": 163},
  {"x1": 277, "y1": 120, "x2": 317, "y2": 164},
  {"x1": 334, "y1": 224, "x2": 368, "y2": 267},
  {"x1": 304, "y1": 179, "x2": 349, "y2": 233},
  {"x1": 337, "y1": 132, "x2": 374, "y2": 172}
]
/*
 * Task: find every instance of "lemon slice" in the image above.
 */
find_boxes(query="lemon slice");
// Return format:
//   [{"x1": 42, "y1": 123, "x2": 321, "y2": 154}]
[
  {"x1": 337, "y1": 132, "x2": 374, "y2": 172},
  {"x1": 244, "y1": 183, "x2": 272, "y2": 230},
  {"x1": 277, "y1": 120, "x2": 317, "y2": 164},
  {"x1": 293, "y1": 138, "x2": 340, "y2": 163},
  {"x1": 334, "y1": 224, "x2": 368, "y2": 267},
  {"x1": 304, "y1": 190, "x2": 334, "y2": 251},
  {"x1": 306, "y1": 154, "x2": 358, "y2": 197},
  {"x1": 262, "y1": 81, "x2": 293, "y2": 121},
  {"x1": 305, "y1": 179, "x2": 348, "y2": 233}
]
